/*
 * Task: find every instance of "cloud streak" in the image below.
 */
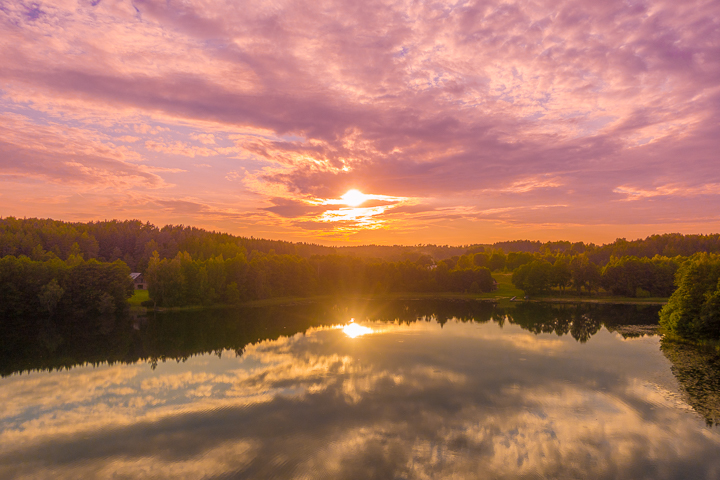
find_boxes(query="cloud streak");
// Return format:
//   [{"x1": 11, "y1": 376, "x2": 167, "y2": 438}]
[
  {"x1": 0, "y1": 0, "x2": 719, "y2": 242},
  {"x1": 1, "y1": 321, "x2": 719, "y2": 478}
]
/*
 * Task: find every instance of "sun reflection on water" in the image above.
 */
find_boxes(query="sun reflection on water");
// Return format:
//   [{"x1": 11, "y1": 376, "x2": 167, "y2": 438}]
[{"x1": 341, "y1": 320, "x2": 374, "y2": 338}]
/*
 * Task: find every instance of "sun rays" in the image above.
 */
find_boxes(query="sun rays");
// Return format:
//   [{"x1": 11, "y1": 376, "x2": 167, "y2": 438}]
[{"x1": 340, "y1": 189, "x2": 370, "y2": 207}]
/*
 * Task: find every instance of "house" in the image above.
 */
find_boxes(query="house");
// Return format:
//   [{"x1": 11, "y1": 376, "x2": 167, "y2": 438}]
[{"x1": 130, "y1": 273, "x2": 147, "y2": 290}]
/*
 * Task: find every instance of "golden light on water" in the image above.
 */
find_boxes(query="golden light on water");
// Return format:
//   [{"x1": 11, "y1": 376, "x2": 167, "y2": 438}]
[{"x1": 342, "y1": 319, "x2": 374, "y2": 338}]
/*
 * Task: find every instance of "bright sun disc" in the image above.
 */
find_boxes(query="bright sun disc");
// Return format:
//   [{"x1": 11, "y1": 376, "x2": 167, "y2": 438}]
[{"x1": 341, "y1": 189, "x2": 369, "y2": 207}]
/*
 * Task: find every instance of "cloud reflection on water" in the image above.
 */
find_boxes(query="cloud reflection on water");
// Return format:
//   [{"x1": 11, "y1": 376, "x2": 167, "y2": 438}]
[{"x1": 0, "y1": 320, "x2": 719, "y2": 479}]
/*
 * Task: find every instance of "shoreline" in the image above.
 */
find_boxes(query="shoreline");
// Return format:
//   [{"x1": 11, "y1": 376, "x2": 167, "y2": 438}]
[
  {"x1": 137, "y1": 291, "x2": 668, "y2": 313},
  {"x1": 130, "y1": 272, "x2": 669, "y2": 312}
]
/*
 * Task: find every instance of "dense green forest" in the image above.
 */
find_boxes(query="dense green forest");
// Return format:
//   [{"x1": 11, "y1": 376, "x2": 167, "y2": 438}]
[
  {"x1": 0, "y1": 255, "x2": 133, "y2": 321},
  {"x1": 660, "y1": 253, "x2": 720, "y2": 341},
  {"x1": 5, "y1": 216, "x2": 720, "y2": 268},
  {"x1": 2, "y1": 216, "x2": 720, "y2": 341},
  {"x1": 511, "y1": 255, "x2": 680, "y2": 297},
  {"x1": 144, "y1": 251, "x2": 496, "y2": 307}
]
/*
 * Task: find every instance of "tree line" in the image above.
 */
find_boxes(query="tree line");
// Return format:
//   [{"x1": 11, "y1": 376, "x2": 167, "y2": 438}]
[
  {"x1": 511, "y1": 255, "x2": 680, "y2": 297},
  {"x1": 0, "y1": 254, "x2": 134, "y2": 322},
  {"x1": 1, "y1": 216, "x2": 719, "y2": 340},
  {"x1": 145, "y1": 251, "x2": 497, "y2": 307},
  {"x1": 5, "y1": 217, "x2": 720, "y2": 270},
  {"x1": 0, "y1": 217, "x2": 334, "y2": 273},
  {"x1": 660, "y1": 253, "x2": 720, "y2": 341},
  {"x1": 486, "y1": 234, "x2": 720, "y2": 262}
]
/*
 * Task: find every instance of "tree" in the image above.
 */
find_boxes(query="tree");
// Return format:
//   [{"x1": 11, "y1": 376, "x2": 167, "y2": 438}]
[
  {"x1": 570, "y1": 256, "x2": 601, "y2": 295},
  {"x1": 601, "y1": 255, "x2": 680, "y2": 297},
  {"x1": 660, "y1": 253, "x2": 720, "y2": 340},
  {"x1": 225, "y1": 282, "x2": 241, "y2": 304},
  {"x1": 415, "y1": 254, "x2": 434, "y2": 267},
  {"x1": 506, "y1": 252, "x2": 534, "y2": 271},
  {"x1": 512, "y1": 260, "x2": 553, "y2": 295},
  {"x1": 38, "y1": 279, "x2": 64, "y2": 318},
  {"x1": 447, "y1": 267, "x2": 494, "y2": 293},
  {"x1": 146, "y1": 251, "x2": 186, "y2": 307},
  {"x1": 473, "y1": 253, "x2": 489, "y2": 269},
  {"x1": 97, "y1": 292, "x2": 116, "y2": 316},
  {"x1": 551, "y1": 259, "x2": 572, "y2": 292},
  {"x1": 488, "y1": 252, "x2": 506, "y2": 272}
]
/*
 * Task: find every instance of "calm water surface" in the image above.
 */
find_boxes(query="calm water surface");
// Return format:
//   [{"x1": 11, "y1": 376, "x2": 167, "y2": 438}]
[{"x1": 1, "y1": 301, "x2": 719, "y2": 479}]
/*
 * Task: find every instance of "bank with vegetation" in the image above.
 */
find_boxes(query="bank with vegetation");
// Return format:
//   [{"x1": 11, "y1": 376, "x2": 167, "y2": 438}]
[
  {"x1": 0, "y1": 254, "x2": 133, "y2": 321},
  {"x1": 1, "y1": 217, "x2": 719, "y2": 344},
  {"x1": 660, "y1": 253, "x2": 720, "y2": 344}
]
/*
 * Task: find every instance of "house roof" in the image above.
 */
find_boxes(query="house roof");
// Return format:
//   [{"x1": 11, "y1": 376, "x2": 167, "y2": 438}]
[{"x1": 130, "y1": 273, "x2": 143, "y2": 281}]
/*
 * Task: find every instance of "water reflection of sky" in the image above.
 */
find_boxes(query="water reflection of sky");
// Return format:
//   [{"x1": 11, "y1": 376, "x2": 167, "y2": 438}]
[{"x1": 1, "y1": 320, "x2": 719, "y2": 479}]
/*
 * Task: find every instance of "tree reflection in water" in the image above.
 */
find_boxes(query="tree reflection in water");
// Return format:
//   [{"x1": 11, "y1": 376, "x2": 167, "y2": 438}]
[
  {"x1": 1, "y1": 300, "x2": 664, "y2": 377},
  {"x1": 2, "y1": 299, "x2": 718, "y2": 427},
  {"x1": 661, "y1": 340, "x2": 720, "y2": 427}
]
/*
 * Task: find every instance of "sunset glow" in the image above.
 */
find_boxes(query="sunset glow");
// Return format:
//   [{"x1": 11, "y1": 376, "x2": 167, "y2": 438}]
[
  {"x1": 341, "y1": 190, "x2": 369, "y2": 207},
  {"x1": 318, "y1": 206, "x2": 388, "y2": 228},
  {"x1": 341, "y1": 320, "x2": 374, "y2": 338},
  {"x1": 0, "y1": 0, "x2": 719, "y2": 244}
]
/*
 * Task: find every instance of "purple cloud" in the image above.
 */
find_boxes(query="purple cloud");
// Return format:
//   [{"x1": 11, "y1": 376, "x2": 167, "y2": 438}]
[{"x1": 0, "y1": 0, "x2": 719, "y2": 242}]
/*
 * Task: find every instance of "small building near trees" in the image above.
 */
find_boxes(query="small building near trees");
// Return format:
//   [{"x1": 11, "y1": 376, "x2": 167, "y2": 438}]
[{"x1": 130, "y1": 273, "x2": 146, "y2": 290}]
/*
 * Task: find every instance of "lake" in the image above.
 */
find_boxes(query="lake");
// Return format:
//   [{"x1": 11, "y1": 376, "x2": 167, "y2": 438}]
[{"x1": 1, "y1": 300, "x2": 719, "y2": 479}]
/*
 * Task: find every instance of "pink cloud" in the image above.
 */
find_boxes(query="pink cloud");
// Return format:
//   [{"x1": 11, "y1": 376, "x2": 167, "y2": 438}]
[
  {"x1": 0, "y1": 114, "x2": 165, "y2": 189},
  {"x1": 0, "y1": 0, "x2": 719, "y2": 242},
  {"x1": 144, "y1": 140, "x2": 217, "y2": 158}
]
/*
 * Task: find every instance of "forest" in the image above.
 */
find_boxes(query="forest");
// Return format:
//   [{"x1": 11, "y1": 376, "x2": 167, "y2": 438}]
[
  {"x1": 660, "y1": 253, "x2": 720, "y2": 341},
  {"x1": 2, "y1": 216, "x2": 720, "y2": 340},
  {"x1": 144, "y1": 251, "x2": 496, "y2": 307},
  {"x1": 4, "y1": 216, "x2": 720, "y2": 269},
  {"x1": 511, "y1": 255, "x2": 679, "y2": 298},
  {"x1": 0, "y1": 254, "x2": 133, "y2": 324}
]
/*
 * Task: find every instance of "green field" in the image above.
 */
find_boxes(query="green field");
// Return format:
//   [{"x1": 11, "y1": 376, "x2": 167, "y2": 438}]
[
  {"x1": 128, "y1": 288, "x2": 149, "y2": 306},
  {"x1": 483, "y1": 273, "x2": 523, "y2": 298}
]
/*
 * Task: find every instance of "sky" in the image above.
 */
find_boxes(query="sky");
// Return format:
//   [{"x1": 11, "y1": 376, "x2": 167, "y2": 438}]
[{"x1": 0, "y1": 0, "x2": 719, "y2": 245}]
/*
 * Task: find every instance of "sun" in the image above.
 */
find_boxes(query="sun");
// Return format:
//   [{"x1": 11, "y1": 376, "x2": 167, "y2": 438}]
[{"x1": 340, "y1": 189, "x2": 370, "y2": 207}]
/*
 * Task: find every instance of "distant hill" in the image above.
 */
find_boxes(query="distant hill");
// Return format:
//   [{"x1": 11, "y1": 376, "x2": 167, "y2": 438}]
[{"x1": 2, "y1": 216, "x2": 720, "y2": 271}]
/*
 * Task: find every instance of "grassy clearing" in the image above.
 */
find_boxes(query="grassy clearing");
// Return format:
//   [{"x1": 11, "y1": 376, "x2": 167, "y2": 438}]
[
  {"x1": 485, "y1": 273, "x2": 524, "y2": 298},
  {"x1": 128, "y1": 288, "x2": 149, "y2": 306}
]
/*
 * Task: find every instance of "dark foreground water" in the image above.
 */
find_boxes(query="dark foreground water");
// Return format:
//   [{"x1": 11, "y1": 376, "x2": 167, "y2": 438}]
[{"x1": 1, "y1": 301, "x2": 719, "y2": 479}]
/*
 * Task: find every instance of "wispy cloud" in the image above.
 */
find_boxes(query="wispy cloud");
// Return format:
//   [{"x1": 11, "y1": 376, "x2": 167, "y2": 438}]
[
  {"x1": 0, "y1": 0, "x2": 719, "y2": 242},
  {"x1": 615, "y1": 183, "x2": 720, "y2": 201}
]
